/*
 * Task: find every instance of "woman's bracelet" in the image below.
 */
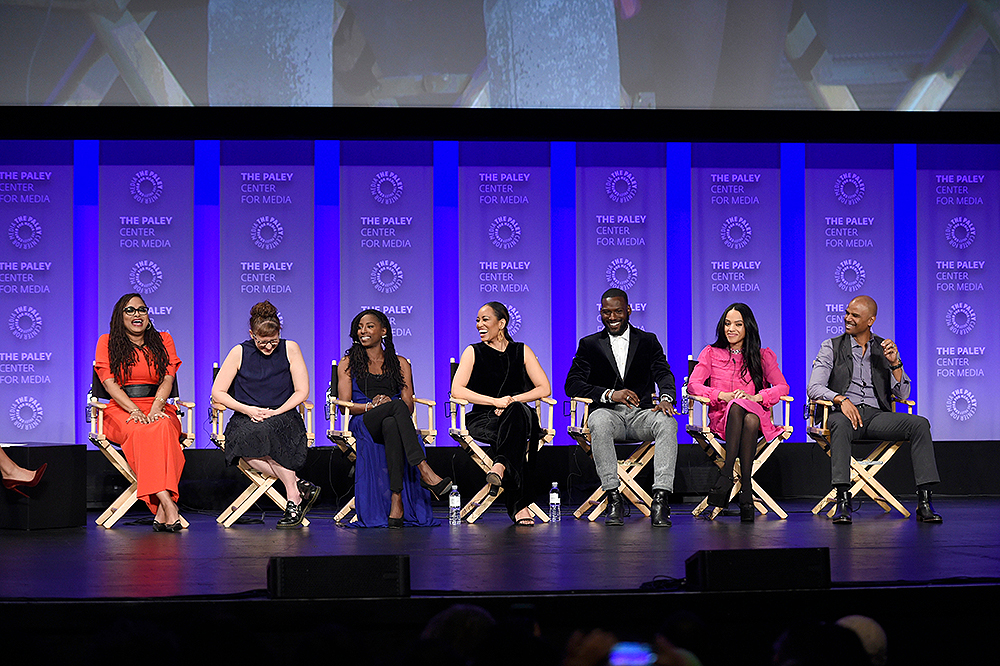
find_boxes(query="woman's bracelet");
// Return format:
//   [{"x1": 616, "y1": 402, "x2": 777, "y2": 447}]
[
  {"x1": 365, "y1": 402, "x2": 373, "y2": 412},
  {"x1": 153, "y1": 396, "x2": 166, "y2": 404}
]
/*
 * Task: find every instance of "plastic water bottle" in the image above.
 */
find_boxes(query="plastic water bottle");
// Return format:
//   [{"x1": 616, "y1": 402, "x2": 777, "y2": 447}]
[
  {"x1": 549, "y1": 482, "x2": 561, "y2": 522},
  {"x1": 449, "y1": 484, "x2": 462, "y2": 525}
]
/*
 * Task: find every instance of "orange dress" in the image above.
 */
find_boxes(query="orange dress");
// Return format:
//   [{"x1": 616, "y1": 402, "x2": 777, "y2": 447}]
[{"x1": 95, "y1": 332, "x2": 184, "y2": 514}]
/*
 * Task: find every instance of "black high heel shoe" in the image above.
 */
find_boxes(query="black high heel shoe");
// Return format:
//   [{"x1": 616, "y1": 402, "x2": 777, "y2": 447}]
[
  {"x1": 740, "y1": 502, "x2": 755, "y2": 523},
  {"x1": 421, "y1": 476, "x2": 452, "y2": 500},
  {"x1": 387, "y1": 516, "x2": 404, "y2": 529},
  {"x1": 707, "y1": 474, "x2": 735, "y2": 508},
  {"x1": 484, "y1": 471, "x2": 502, "y2": 497}
]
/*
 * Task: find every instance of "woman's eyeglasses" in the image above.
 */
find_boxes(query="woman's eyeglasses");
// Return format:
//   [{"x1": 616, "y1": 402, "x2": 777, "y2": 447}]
[
  {"x1": 252, "y1": 334, "x2": 281, "y2": 350},
  {"x1": 123, "y1": 306, "x2": 149, "y2": 315}
]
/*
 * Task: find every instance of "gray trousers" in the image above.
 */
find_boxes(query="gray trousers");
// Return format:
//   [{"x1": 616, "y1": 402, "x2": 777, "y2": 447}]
[
  {"x1": 588, "y1": 404, "x2": 679, "y2": 492},
  {"x1": 828, "y1": 404, "x2": 940, "y2": 488}
]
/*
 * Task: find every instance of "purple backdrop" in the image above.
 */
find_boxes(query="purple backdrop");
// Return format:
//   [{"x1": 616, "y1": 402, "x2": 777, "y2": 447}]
[
  {"x1": 576, "y1": 143, "x2": 667, "y2": 340},
  {"x1": 219, "y1": 142, "x2": 315, "y2": 403},
  {"x1": 0, "y1": 141, "x2": 74, "y2": 442},
  {"x1": 691, "y1": 144, "x2": 782, "y2": 363},
  {"x1": 339, "y1": 142, "x2": 435, "y2": 401},
  {"x1": 916, "y1": 145, "x2": 999, "y2": 440},
  {"x1": 98, "y1": 141, "x2": 195, "y2": 400},
  {"x1": 804, "y1": 145, "x2": 895, "y2": 370},
  {"x1": 458, "y1": 143, "x2": 552, "y2": 375}
]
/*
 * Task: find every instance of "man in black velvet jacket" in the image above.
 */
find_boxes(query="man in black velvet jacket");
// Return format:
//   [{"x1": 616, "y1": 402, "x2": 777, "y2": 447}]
[{"x1": 565, "y1": 289, "x2": 678, "y2": 527}]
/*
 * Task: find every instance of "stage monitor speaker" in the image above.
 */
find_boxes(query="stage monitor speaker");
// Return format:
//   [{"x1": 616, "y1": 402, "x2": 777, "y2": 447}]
[
  {"x1": 267, "y1": 554, "x2": 410, "y2": 599},
  {"x1": 685, "y1": 547, "x2": 830, "y2": 591}
]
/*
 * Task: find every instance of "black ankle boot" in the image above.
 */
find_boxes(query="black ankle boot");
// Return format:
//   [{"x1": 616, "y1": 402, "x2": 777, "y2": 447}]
[
  {"x1": 916, "y1": 488, "x2": 943, "y2": 523},
  {"x1": 707, "y1": 474, "x2": 735, "y2": 508},
  {"x1": 650, "y1": 490, "x2": 671, "y2": 527},
  {"x1": 605, "y1": 489, "x2": 624, "y2": 526},
  {"x1": 832, "y1": 488, "x2": 852, "y2": 524}
]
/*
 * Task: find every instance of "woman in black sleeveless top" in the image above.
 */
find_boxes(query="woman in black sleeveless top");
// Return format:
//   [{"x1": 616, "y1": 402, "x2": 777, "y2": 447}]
[
  {"x1": 451, "y1": 302, "x2": 551, "y2": 525},
  {"x1": 211, "y1": 301, "x2": 320, "y2": 529}
]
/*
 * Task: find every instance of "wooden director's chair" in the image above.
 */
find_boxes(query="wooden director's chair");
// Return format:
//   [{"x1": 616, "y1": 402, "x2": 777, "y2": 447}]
[
  {"x1": 87, "y1": 365, "x2": 195, "y2": 529},
  {"x1": 566, "y1": 395, "x2": 659, "y2": 521},
  {"x1": 210, "y1": 363, "x2": 315, "y2": 527},
  {"x1": 325, "y1": 359, "x2": 437, "y2": 524},
  {"x1": 448, "y1": 358, "x2": 553, "y2": 524},
  {"x1": 687, "y1": 392, "x2": 795, "y2": 520},
  {"x1": 807, "y1": 397, "x2": 914, "y2": 518}
]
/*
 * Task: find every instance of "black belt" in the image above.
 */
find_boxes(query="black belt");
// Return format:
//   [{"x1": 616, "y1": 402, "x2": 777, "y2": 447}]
[{"x1": 122, "y1": 384, "x2": 160, "y2": 398}]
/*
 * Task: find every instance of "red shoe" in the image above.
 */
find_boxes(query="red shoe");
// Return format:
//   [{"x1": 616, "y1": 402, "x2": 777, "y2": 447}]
[{"x1": 2, "y1": 463, "x2": 47, "y2": 497}]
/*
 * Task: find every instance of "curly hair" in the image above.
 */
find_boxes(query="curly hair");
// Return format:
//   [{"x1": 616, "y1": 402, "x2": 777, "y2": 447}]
[
  {"x1": 248, "y1": 300, "x2": 281, "y2": 337},
  {"x1": 710, "y1": 302, "x2": 765, "y2": 393},
  {"x1": 344, "y1": 309, "x2": 405, "y2": 393},
  {"x1": 107, "y1": 293, "x2": 170, "y2": 385}
]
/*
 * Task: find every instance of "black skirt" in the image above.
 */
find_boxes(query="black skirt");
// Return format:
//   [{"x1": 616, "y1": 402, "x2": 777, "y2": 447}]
[{"x1": 223, "y1": 409, "x2": 308, "y2": 471}]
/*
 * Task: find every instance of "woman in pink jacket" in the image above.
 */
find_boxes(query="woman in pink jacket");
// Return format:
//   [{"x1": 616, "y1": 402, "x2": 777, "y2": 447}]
[{"x1": 688, "y1": 303, "x2": 789, "y2": 522}]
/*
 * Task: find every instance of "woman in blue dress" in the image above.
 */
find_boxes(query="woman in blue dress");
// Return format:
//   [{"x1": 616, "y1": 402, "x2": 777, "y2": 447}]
[{"x1": 337, "y1": 309, "x2": 451, "y2": 528}]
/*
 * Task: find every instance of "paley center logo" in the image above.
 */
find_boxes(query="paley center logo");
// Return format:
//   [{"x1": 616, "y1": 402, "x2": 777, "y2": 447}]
[
  {"x1": 251, "y1": 215, "x2": 284, "y2": 250},
  {"x1": 371, "y1": 260, "x2": 404, "y2": 294},
  {"x1": 489, "y1": 215, "x2": 521, "y2": 250},
  {"x1": 945, "y1": 302, "x2": 976, "y2": 336},
  {"x1": 9, "y1": 396, "x2": 43, "y2": 430},
  {"x1": 945, "y1": 216, "x2": 976, "y2": 250},
  {"x1": 834, "y1": 172, "x2": 865, "y2": 206},
  {"x1": 721, "y1": 216, "x2": 752, "y2": 250},
  {"x1": 946, "y1": 388, "x2": 977, "y2": 422},
  {"x1": 605, "y1": 169, "x2": 637, "y2": 204},
  {"x1": 8, "y1": 305, "x2": 42, "y2": 340},
  {"x1": 130, "y1": 169, "x2": 163, "y2": 205},
  {"x1": 606, "y1": 257, "x2": 638, "y2": 291},
  {"x1": 371, "y1": 171, "x2": 404, "y2": 205},
  {"x1": 834, "y1": 259, "x2": 866, "y2": 292},
  {"x1": 129, "y1": 260, "x2": 163, "y2": 295},
  {"x1": 504, "y1": 304, "x2": 522, "y2": 336},
  {"x1": 9, "y1": 215, "x2": 42, "y2": 249}
]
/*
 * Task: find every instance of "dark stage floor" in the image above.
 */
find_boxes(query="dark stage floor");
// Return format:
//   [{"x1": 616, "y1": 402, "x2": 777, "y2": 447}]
[
  {"x1": 2, "y1": 498, "x2": 999, "y2": 665},
  {"x1": 2, "y1": 498, "x2": 998, "y2": 599}
]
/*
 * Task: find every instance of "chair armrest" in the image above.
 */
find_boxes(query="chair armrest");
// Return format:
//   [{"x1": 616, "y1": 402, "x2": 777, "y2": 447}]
[
  {"x1": 448, "y1": 397, "x2": 469, "y2": 433},
  {"x1": 411, "y1": 397, "x2": 437, "y2": 445},
  {"x1": 568, "y1": 396, "x2": 592, "y2": 432},
  {"x1": 686, "y1": 394, "x2": 711, "y2": 431}
]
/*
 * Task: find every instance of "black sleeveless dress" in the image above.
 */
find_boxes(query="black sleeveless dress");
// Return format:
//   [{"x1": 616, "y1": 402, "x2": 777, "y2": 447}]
[
  {"x1": 223, "y1": 339, "x2": 308, "y2": 471},
  {"x1": 464, "y1": 341, "x2": 541, "y2": 518}
]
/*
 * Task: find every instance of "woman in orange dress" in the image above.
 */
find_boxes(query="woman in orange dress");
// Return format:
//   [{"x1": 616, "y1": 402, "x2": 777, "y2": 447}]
[{"x1": 95, "y1": 293, "x2": 185, "y2": 532}]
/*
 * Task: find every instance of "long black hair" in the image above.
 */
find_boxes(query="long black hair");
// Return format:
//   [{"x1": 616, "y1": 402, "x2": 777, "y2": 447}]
[
  {"x1": 484, "y1": 301, "x2": 515, "y2": 343},
  {"x1": 107, "y1": 293, "x2": 170, "y2": 385},
  {"x1": 710, "y1": 302, "x2": 765, "y2": 393},
  {"x1": 344, "y1": 309, "x2": 406, "y2": 392}
]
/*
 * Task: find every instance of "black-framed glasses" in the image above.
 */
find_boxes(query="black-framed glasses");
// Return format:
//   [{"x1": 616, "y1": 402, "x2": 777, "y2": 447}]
[
  {"x1": 123, "y1": 306, "x2": 149, "y2": 315},
  {"x1": 251, "y1": 333, "x2": 281, "y2": 350}
]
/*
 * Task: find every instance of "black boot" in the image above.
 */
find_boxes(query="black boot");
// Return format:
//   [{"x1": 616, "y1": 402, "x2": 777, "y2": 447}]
[
  {"x1": 604, "y1": 489, "x2": 624, "y2": 526},
  {"x1": 707, "y1": 474, "x2": 735, "y2": 508},
  {"x1": 650, "y1": 490, "x2": 671, "y2": 527},
  {"x1": 916, "y1": 488, "x2": 943, "y2": 523},
  {"x1": 832, "y1": 488, "x2": 852, "y2": 525}
]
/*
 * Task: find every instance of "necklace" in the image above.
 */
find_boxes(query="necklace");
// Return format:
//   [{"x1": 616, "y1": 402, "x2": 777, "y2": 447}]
[{"x1": 729, "y1": 348, "x2": 742, "y2": 355}]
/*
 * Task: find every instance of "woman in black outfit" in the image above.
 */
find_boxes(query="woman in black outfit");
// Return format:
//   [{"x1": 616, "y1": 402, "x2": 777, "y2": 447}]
[
  {"x1": 338, "y1": 309, "x2": 451, "y2": 528},
  {"x1": 451, "y1": 302, "x2": 551, "y2": 525}
]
